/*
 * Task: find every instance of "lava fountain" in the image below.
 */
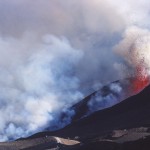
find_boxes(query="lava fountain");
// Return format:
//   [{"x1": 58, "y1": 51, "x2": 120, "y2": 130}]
[
  {"x1": 131, "y1": 66, "x2": 150, "y2": 94},
  {"x1": 115, "y1": 26, "x2": 150, "y2": 94}
]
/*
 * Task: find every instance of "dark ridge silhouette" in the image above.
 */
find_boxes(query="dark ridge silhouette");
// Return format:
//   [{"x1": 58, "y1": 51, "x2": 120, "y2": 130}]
[
  {"x1": 29, "y1": 84, "x2": 150, "y2": 140},
  {"x1": 1, "y1": 82, "x2": 150, "y2": 150},
  {"x1": 62, "y1": 78, "x2": 132, "y2": 122}
]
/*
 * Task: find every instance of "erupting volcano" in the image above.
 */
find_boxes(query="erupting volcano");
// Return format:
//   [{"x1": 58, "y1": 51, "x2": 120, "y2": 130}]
[{"x1": 0, "y1": 0, "x2": 150, "y2": 149}]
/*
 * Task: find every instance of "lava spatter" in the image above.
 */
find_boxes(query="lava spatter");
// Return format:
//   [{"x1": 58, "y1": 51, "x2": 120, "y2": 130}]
[{"x1": 131, "y1": 66, "x2": 150, "y2": 94}]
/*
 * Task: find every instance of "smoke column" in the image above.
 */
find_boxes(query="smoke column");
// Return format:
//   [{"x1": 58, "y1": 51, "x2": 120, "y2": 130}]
[
  {"x1": 115, "y1": 26, "x2": 150, "y2": 93},
  {"x1": 0, "y1": 0, "x2": 149, "y2": 141}
]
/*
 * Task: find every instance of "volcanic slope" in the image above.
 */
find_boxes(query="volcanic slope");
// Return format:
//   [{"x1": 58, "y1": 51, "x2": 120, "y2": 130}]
[
  {"x1": 50, "y1": 84, "x2": 150, "y2": 139},
  {"x1": 27, "y1": 84, "x2": 150, "y2": 150},
  {"x1": 60, "y1": 78, "x2": 133, "y2": 123},
  {"x1": 1, "y1": 84, "x2": 150, "y2": 149}
]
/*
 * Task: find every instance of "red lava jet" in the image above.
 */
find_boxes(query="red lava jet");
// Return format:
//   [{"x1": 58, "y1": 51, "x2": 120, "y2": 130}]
[{"x1": 131, "y1": 66, "x2": 150, "y2": 94}]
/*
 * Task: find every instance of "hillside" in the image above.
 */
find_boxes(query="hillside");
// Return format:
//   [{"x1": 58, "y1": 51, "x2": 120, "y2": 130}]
[{"x1": 0, "y1": 84, "x2": 150, "y2": 150}]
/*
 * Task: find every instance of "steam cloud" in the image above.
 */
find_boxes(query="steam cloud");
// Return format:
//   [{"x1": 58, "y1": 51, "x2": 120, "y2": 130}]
[
  {"x1": 0, "y1": 0, "x2": 150, "y2": 141},
  {"x1": 115, "y1": 26, "x2": 150, "y2": 78},
  {"x1": 0, "y1": 35, "x2": 84, "y2": 141}
]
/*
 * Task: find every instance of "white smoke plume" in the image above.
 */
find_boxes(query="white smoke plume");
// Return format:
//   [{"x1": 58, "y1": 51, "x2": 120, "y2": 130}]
[
  {"x1": 0, "y1": 0, "x2": 150, "y2": 141},
  {"x1": 115, "y1": 26, "x2": 150, "y2": 78},
  {"x1": 0, "y1": 34, "x2": 84, "y2": 141}
]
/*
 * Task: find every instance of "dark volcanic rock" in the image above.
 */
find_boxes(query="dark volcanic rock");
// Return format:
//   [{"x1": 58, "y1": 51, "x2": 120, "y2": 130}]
[
  {"x1": 1, "y1": 83, "x2": 150, "y2": 150},
  {"x1": 43, "y1": 84, "x2": 150, "y2": 140}
]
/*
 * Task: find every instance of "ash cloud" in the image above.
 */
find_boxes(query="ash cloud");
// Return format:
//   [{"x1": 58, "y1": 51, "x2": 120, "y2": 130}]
[{"x1": 0, "y1": 0, "x2": 149, "y2": 141}]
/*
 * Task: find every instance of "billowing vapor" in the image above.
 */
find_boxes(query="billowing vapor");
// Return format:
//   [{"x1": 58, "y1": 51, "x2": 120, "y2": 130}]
[
  {"x1": 115, "y1": 26, "x2": 150, "y2": 77},
  {"x1": 115, "y1": 26, "x2": 150, "y2": 93},
  {"x1": 0, "y1": 0, "x2": 150, "y2": 141},
  {"x1": 0, "y1": 35, "x2": 84, "y2": 141}
]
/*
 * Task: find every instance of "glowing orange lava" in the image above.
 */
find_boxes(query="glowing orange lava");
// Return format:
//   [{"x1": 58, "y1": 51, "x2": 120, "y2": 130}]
[
  {"x1": 131, "y1": 77, "x2": 149, "y2": 94},
  {"x1": 131, "y1": 66, "x2": 150, "y2": 94}
]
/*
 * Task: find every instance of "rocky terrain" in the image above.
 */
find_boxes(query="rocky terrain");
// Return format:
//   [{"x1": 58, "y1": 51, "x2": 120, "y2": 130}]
[{"x1": 0, "y1": 83, "x2": 150, "y2": 150}]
